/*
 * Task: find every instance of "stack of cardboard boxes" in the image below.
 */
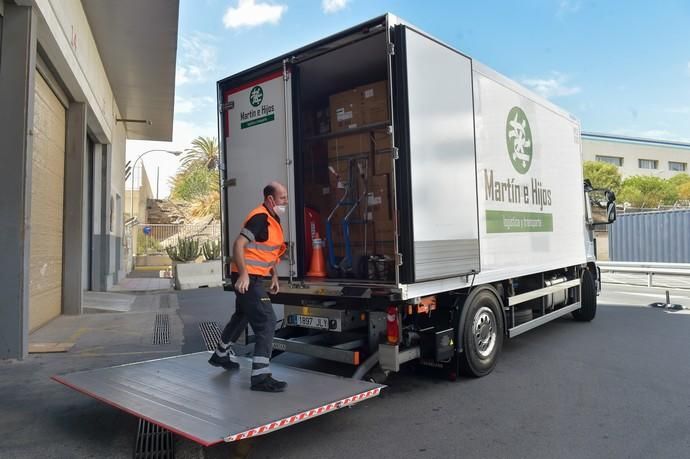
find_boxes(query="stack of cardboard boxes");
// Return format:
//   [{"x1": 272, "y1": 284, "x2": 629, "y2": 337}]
[{"x1": 302, "y1": 80, "x2": 395, "y2": 279}]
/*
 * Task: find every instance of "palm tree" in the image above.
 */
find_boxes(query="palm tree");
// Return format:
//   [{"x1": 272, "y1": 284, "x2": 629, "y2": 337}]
[{"x1": 180, "y1": 136, "x2": 219, "y2": 171}]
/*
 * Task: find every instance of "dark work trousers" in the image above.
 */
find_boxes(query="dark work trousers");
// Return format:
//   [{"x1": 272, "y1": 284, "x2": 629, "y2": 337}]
[{"x1": 220, "y1": 273, "x2": 276, "y2": 382}]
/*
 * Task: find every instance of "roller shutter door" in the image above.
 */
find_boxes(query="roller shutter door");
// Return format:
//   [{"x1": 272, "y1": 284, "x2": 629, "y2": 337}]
[{"x1": 29, "y1": 72, "x2": 66, "y2": 331}]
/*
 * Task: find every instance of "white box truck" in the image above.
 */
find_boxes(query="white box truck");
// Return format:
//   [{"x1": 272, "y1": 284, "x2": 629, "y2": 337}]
[{"x1": 217, "y1": 14, "x2": 616, "y2": 380}]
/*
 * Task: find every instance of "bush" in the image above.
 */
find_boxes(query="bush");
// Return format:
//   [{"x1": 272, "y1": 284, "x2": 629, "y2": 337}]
[
  {"x1": 137, "y1": 235, "x2": 162, "y2": 255},
  {"x1": 618, "y1": 175, "x2": 678, "y2": 207}
]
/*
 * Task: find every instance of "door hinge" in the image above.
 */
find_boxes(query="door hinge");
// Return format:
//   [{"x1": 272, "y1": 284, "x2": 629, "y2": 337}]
[
  {"x1": 283, "y1": 58, "x2": 294, "y2": 81},
  {"x1": 387, "y1": 43, "x2": 395, "y2": 56},
  {"x1": 220, "y1": 101, "x2": 234, "y2": 112},
  {"x1": 392, "y1": 147, "x2": 399, "y2": 160},
  {"x1": 397, "y1": 253, "x2": 403, "y2": 266}
]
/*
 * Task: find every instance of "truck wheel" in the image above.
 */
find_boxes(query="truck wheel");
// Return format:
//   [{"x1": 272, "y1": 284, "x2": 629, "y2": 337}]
[
  {"x1": 458, "y1": 289, "x2": 504, "y2": 377},
  {"x1": 572, "y1": 269, "x2": 597, "y2": 322}
]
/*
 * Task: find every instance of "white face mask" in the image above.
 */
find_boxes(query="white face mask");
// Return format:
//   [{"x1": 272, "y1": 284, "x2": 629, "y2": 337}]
[{"x1": 273, "y1": 205, "x2": 287, "y2": 216}]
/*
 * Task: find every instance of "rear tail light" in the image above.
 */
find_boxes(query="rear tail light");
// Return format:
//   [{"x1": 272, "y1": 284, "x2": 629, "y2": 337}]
[{"x1": 386, "y1": 305, "x2": 400, "y2": 345}]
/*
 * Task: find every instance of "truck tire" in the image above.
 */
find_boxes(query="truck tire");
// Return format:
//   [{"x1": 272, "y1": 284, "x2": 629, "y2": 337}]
[
  {"x1": 572, "y1": 269, "x2": 596, "y2": 322},
  {"x1": 458, "y1": 289, "x2": 504, "y2": 377}
]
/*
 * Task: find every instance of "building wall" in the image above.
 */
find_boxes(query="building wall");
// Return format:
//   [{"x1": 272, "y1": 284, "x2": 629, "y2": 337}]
[
  {"x1": 582, "y1": 137, "x2": 690, "y2": 179},
  {"x1": 34, "y1": 0, "x2": 119, "y2": 143},
  {"x1": 110, "y1": 122, "x2": 127, "y2": 286},
  {"x1": 35, "y1": 0, "x2": 128, "y2": 290},
  {"x1": 0, "y1": 0, "x2": 176, "y2": 359},
  {"x1": 33, "y1": 0, "x2": 134, "y2": 292}
]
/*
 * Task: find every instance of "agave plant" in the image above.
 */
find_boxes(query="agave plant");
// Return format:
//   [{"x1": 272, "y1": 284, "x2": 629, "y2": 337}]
[
  {"x1": 165, "y1": 237, "x2": 200, "y2": 262},
  {"x1": 202, "y1": 240, "x2": 221, "y2": 261}
]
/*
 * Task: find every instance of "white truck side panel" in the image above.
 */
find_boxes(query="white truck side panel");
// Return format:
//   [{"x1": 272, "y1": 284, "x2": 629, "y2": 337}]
[{"x1": 473, "y1": 64, "x2": 587, "y2": 280}]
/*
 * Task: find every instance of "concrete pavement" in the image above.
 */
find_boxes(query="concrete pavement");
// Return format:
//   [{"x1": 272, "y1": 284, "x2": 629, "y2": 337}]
[{"x1": 1, "y1": 280, "x2": 689, "y2": 458}]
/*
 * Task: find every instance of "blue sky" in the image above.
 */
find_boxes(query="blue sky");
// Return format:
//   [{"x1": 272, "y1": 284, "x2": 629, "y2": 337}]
[{"x1": 128, "y1": 0, "x2": 690, "y2": 197}]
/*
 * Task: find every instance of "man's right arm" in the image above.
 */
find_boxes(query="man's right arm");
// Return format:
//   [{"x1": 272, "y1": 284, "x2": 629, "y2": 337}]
[
  {"x1": 233, "y1": 235, "x2": 250, "y2": 293},
  {"x1": 233, "y1": 235, "x2": 249, "y2": 275}
]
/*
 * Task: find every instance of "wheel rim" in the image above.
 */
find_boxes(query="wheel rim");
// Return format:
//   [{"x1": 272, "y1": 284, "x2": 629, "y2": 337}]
[{"x1": 472, "y1": 306, "x2": 497, "y2": 358}]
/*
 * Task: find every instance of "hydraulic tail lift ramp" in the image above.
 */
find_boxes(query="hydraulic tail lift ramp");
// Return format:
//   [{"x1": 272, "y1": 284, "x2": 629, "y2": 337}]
[{"x1": 52, "y1": 352, "x2": 384, "y2": 446}]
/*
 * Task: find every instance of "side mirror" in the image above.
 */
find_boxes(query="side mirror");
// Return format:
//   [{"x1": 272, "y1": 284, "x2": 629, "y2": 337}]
[
  {"x1": 607, "y1": 201, "x2": 616, "y2": 223},
  {"x1": 589, "y1": 188, "x2": 616, "y2": 225}
]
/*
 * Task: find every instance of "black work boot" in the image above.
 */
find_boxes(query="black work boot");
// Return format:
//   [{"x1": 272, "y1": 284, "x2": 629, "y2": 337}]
[
  {"x1": 208, "y1": 351, "x2": 240, "y2": 371},
  {"x1": 250, "y1": 375, "x2": 287, "y2": 392}
]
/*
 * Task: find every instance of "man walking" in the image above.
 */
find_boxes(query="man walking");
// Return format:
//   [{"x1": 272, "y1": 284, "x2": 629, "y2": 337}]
[{"x1": 209, "y1": 181, "x2": 288, "y2": 392}]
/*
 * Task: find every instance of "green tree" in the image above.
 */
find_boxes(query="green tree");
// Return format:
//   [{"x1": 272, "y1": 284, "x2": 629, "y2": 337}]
[
  {"x1": 582, "y1": 161, "x2": 622, "y2": 192},
  {"x1": 180, "y1": 136, "x2": 219, "y2": 171},
  {"x1": 169, "y1": 136, "x2": 221, "y2": 220},
  {"x1": 170, "y1": 162, "x2": 219, "y2": 201},
  {"x1": 617, "y1": 175, "x2": 677, "y2": 207}
]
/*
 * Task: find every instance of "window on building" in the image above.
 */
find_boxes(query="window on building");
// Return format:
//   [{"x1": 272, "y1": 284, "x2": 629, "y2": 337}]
[
  {"x1": 595, "y1": 155, "x2": 624, "y2": 166},
  {"x1": 638, "y1": 159, "x2": 658, "y2": 170},
  {"x1": 669, "y1": 161, "x2": 687, "y2": 172}
]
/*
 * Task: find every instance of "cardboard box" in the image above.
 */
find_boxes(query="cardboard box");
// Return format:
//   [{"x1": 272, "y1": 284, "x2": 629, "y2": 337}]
[
  {"x1": 358, "y1": 81, "x2": 389, "y2": 125},
  {"x1": 363, "y1": 174, "x2": 395, "y2": 241},
  {"x1": 327, "y1": 159, "x2": 350, "y2": 203},
  {"x1": 372, "y1": 130, "x2": 392, "y2": 150},
  {"x1": 327, "y1": 134, "x2": 370, "y2": 158},
  {"x1": 373, "y1": 150, "x2": 393, "y2": 175},
  {"x1": 366, "y1": 174, "x2": 392, "y2": 220},
  {"x1": 329, "y1": 89, "x2": 361, "y2": 132}
]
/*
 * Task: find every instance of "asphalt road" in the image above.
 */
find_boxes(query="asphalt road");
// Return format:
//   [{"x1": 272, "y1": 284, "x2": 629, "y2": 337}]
[{"x1": 177, "y1": 283, "x2": 690, "y2": 459}]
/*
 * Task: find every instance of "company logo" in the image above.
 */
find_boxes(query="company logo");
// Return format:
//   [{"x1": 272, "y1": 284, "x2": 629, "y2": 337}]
[
  {"x1": 506, "y1": 107, "x2": 533, "y2": 174},
  {"x1": 249, "y1": 85, "x2": 264, "y2": 107}
]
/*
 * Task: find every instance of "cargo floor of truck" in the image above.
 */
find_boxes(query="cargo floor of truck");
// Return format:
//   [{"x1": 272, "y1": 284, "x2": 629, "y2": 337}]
[{"x1": 52, "y1": 352, "x2": 384, "y2": 446}]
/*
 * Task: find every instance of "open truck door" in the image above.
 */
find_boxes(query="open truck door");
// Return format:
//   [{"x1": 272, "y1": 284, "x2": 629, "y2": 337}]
[
  {"x1": 220, "y1": 67, "x2": 297, "y2": 280},
  {"x1": 391, "y1": 23, "x2": 480, "y2": 283}
]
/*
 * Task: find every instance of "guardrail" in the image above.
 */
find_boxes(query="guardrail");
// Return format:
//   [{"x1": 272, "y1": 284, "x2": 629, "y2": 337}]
[{"x1": 598, "y1": 261, "x2": 690, "y2": 287}]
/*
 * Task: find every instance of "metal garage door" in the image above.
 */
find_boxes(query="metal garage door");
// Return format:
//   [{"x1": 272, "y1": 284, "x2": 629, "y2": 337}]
[{"x1": 29, "y1": 72, "x2": 66, "y2": 331}]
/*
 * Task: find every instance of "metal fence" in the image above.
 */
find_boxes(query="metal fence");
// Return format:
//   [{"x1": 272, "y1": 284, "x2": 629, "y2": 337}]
[
  {"x1": 609, "y1": 209, "x2": 690, "y2": 263},
  {"x1": 620, "y1": 202, "x2": 690, "y2": 213},
  {"x1": 135, "y1": 223, "x2": 221, "y2": 256}
]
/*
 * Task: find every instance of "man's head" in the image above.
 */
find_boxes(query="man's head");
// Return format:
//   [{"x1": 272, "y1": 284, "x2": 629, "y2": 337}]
[{"x1": 263, "y1": 181, "x2": 288, "y2": 216}]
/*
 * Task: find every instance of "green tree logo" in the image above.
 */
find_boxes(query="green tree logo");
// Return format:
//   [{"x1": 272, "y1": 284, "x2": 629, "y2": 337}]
[
  {"x1": 506, "y1": 107, "x2": 533, "y2": 174},
  {"x1": 249, "y1": 86, "x2": 263, "y2": 107}
]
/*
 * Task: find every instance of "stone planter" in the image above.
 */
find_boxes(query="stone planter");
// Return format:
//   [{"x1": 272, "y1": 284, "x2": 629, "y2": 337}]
[{"x1": 135, "y1": 254, "x2": 172, "y2": 267}]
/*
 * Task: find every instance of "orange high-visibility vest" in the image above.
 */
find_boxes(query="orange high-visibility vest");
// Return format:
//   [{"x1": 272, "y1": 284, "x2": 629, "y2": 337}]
[{"x1": 232, "y1": 204, "x2": 286, "y2": 277}]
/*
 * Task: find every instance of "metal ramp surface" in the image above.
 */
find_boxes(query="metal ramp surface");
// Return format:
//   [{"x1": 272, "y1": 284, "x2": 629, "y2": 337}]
[{"x1": 52, "y1": 352, "x2": 383, "y2": 446}]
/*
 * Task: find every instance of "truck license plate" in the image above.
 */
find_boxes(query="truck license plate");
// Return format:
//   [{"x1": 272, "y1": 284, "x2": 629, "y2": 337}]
[{"x1": 288, "y1": 315, "x2": 329, "y2": 330}]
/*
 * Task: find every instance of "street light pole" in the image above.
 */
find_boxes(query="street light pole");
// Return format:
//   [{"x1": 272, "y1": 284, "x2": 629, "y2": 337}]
[{"x1": 129, "y1": 149, "x2": 183, "y2": 221}]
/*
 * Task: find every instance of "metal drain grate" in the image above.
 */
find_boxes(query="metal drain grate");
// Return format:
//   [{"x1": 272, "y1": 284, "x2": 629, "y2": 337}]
[
  {"x1": 199, "y1": 321, "x2": 221, "y2": 350},
  {"x1": 133, "y1": 418, "x2": 174, "y2": 459},
  {"x1": 152, "y1": 314, "x2": 170, "y2": 345}
]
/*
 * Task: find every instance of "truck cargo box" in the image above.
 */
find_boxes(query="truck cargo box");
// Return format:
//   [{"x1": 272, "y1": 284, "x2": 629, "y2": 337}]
[{"x1": 218, "y1": 14, "x2": 586, "y2": 301}]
